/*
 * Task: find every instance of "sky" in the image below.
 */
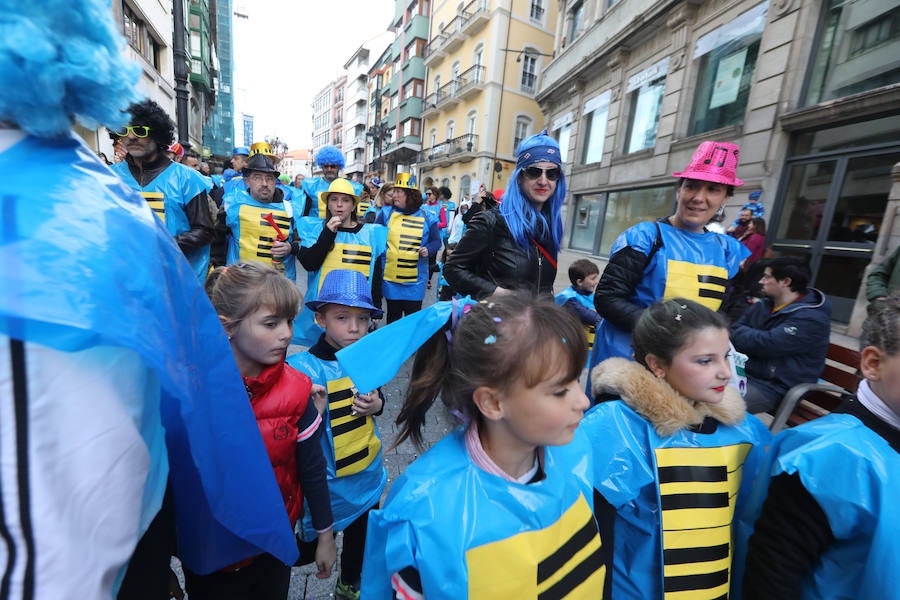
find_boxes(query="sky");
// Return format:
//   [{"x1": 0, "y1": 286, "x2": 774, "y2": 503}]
[{"x1": 232, "y1": 0, "x2": 396, "y2": 152}]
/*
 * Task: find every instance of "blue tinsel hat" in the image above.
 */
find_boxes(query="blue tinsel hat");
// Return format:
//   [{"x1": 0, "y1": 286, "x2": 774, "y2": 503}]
[
  {"x1": 306, "y1": 270, "x2": 382, "y2": 318},
  {"x1": 0, "y1": 1, "x2": 142, "y2": 136}
]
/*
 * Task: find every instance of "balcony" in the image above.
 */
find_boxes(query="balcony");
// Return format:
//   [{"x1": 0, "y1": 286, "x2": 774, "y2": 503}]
[
  {"x1": 421, "y1": 91, "x2": 440, "y2": 118},
  {"x1": 423, "y1": 34, "x2": 447, "y2": 67},
  {"x1": 443, "y1": 15, "x2": 465, "y2": 53},
  {"x1": 418, "y1": 133, "x2": 479, "y2": 167},
  {"x1": 456, "y1": 65, "x2": 485, "y2": 100},
  {"x1": 436, "y1": 80, "x2": 461, "y2": 108},
  {"x1": 460, "y1": 0, "x2": 489, "y2": 36}
]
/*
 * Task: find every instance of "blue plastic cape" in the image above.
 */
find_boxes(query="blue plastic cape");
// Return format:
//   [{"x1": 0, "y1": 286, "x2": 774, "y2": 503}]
[
  {"x1": 336, "y1": 297, "x2": 476, "y2": 393},
  {"x1": 554, "y1": 286, "x2": 597, "y2": 360},
  {"x1": 287, "y1": 350, "x2": 387, "y2": 538},
  {"x1": 581, "y1": 401, "x2": 770, "y2": 599},
  {"x1": 0, "y1": 134, "x2": 298, "y2": 573},
  {"x1": 109, "y1": 159, "x2": 210, "y2": 280},
  {"x1": 733, "y1": 414, "x2": 899, "y2": 599},
  {"x1": 362, "y1": 427, "x2": 606, "y2": 599},
  {"x1": 376, "y1": 206, "x2": 441, "y2": 301},
  {"x1": 590, "y1": 221, "x2": 749, "y2": 368},
  {"x1": 222, "y1": 187, "x2": 297, "y2": 280}
]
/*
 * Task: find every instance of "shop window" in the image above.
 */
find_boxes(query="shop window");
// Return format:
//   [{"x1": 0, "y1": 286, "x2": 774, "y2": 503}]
[
  {"x1": 688, "y1": 2, "x2": 767, "y2": 136},
  {"x1": 599, "y1": 186, "x2": 671, "y2": 255},
  {"x1": 623, "y1": 76, "x2": 665, "y2": 154},
  {"x1": 805, "y1": 0, "x2": 900, "y2": 105},
  {"x1": 581, "y1": 91, "x2": 611, "y2": 164},
  {"x1": 554, "y1": 123, "x2": 571, "y2": 164}
]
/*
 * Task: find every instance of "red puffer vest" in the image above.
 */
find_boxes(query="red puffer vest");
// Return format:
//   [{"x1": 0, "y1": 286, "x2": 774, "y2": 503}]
[{"x1": 244, "y1": 361, "x2": 312, "y2": 525}]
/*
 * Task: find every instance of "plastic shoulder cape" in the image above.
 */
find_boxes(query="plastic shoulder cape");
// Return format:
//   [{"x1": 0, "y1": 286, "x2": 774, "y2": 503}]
[
  {"x1": 581, "y1": 396, "x2": 770, "y2": 600},
  {"x1": 362, "y1": 427, "x2": 607, "y2": 599},
  {"x1": 0, "y1": 133, "x2": 298, "y2": 573},
  {"x1": 734, "y1": 414, "x2": 899, "y2": 599}
]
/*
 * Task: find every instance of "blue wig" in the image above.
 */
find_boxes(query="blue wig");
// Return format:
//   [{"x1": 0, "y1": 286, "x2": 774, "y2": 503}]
[
  {"x1": 500, "y1": 130, "x2": 566, "y2": 254},
  {"x1": 315, "y1": 145, "x2": 345, "y2": 169},
  {"x1": 0, "y1": 1, "x2": 142, "y2": 137}
]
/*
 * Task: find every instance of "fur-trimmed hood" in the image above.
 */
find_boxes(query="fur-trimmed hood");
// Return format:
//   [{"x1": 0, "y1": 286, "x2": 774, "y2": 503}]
[{"x1": 590, "y1": 357, "x2": 747, "y2": 437}]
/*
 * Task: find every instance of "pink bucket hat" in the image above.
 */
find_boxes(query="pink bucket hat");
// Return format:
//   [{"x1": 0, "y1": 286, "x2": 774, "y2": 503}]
[{"x1": 672, "y1": 141, "x2": 744, "y2": 186}]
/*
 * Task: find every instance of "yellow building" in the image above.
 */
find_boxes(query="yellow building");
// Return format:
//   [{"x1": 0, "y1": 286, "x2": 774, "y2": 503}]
[{"x1": 417, "y1": 0, "x2": 557, "y2": 200}]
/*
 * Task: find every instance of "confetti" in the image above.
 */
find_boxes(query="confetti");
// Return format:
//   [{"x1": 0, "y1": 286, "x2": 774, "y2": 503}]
[
  {"x1": 484, "y1": 335, "x2": 497, "y2": 344},
  {"x1": 492, "y1": 317, "x2": 502, "y2": 322}
]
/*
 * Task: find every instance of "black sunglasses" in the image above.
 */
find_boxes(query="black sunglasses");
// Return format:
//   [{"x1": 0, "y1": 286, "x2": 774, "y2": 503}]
[{"x1": 522, "y1": 166, "x2": 561, "y2": 181}]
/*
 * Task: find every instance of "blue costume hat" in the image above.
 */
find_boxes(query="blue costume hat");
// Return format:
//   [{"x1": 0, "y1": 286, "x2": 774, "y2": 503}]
[
  {"x1": 307, "y1": 269, "x2": 383, "y2": 318},
  {"x1": 315, "y1": 145, "x2": 345, "y2": 169},
  {"x1": 0, "y1": 1, "x2": 142, "y2": 136},
  {"x1": 515, "y1": 129, "x2": 562, "y2": 169},
  {"x1": 233, "y1": 146, "x2": 250, "y2": 156}
]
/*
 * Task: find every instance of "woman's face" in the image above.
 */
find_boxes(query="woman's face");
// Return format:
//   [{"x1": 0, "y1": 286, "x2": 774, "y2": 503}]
[
  {"x1": 393, "y1": 188, "x2": 408, "y2": 210},
  {"x1": 519, "y1": 160, "x2": 560, "y2": 207},
  {"x1": 673, "y1": 179, "x2": 728, "y2": 232}
]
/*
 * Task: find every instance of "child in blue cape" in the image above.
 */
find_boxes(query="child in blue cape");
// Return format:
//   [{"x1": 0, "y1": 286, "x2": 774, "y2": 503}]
[
  {"x1": 555, "y1": 258, "x2": 601, "y2": 358},
  {"x1": 287, "y1": 269, "x2": 387, "y2": 600}
]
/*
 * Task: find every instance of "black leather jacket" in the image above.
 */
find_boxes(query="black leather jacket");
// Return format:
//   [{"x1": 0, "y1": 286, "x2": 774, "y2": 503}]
[{"x1": 444, "y1": 208, "x2": 556, "y2": 299}]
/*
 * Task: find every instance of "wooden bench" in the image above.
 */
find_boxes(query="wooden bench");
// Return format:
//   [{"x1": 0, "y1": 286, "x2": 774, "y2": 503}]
[{"x1": 768, "y1": 343, "x2": 862, "y2": 434}]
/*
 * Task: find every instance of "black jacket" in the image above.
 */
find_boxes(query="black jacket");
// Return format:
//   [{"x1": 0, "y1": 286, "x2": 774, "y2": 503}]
[
  {"x1": 443, "y1": 207, "x2": 556, "y2": 299},
  {"x1": 730, "y1": 289, "x2": 832, "y2": 394}
]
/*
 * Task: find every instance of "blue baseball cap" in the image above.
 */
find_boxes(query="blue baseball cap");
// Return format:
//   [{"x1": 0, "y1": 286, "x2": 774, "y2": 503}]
[
  {"x1": 233, "y1": 146, "x2": 250, "y2": 156},
  {"x1": 306, "y1": 270, "x2": 383, "y2": 318}
]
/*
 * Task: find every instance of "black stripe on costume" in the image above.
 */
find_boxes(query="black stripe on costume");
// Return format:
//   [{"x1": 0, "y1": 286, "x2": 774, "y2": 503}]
[
  {"x1": 341, "y1": 257, "x2": 371, "y2": 266},
  {"x1": 658, "y1": 465, "x2": 726, "y2": 484},
  {"x1": 664, "y1": 543, "x2": 730, "y2": 565},
  {"x1": 664, "y1": 569, "x2": 729, "y2": 593},
  {"x1": 537, "y1": 543, "x2": 604, "y2": 600},
  {"x1": 329, "y1": 404, "x2": 354, "y2": 420},
  {"x1": 5, "y1": 340, "x2": 36, "y2": 600},
  {"x1": 660, "y1": 492, "x2": 729, "y2": 511},
  {"x1": 331, "y1": 417, "x2": 367, "y2": 437},
  {"x1": 329, "y1": 388, "x2": 354, "y2": 403},
  {"x1": 697, "y1": 275, "x2": 728, "y2": 287},
  {"x1": 342, "y1": 249, "x2": 372, "y2": 258},
  {"x1": 335, "y1": 448, "x2": 370, "y2": 472},
  {"x1": 698, "y1": 289, "x2": 726, "y2": 301},
  {"x1": 537, "y1": 519, "x2": 597, "y2": 583}
]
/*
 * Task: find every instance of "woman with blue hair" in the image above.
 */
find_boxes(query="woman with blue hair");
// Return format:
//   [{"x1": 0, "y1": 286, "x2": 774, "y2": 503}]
[{"x1": 444, "y1": 130, "x2": 564, "y2": 298}]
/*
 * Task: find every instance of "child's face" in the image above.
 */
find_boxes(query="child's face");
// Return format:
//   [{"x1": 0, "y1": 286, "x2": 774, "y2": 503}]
[
  {"x1": 327, "y1": 192, "x2": 356, "y2": 225},
  {"x1": 861, "y1": 346, "x2": 900, "y2": 415},
  {"x1": 576, "y1": 273, "x2": 600, "y2": 294},
  {"x1": 315, "y1": 305, "x2": 372, "y2": 350},
  {"x1": 490, "y1": 361, "x2": 590, "y2": 449},
  {"x1": 648, "y1": 327, "x2": 732, "y2": 405},
  {"x1": 228, "y1": 305, "x2": 293, "y2": 378}
]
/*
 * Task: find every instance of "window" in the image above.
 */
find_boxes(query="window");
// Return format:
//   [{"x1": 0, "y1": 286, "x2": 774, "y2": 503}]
[
  {"x1": 466, "y1": 111, "x2": 477, "y2": 134},
  {"x1": 568, "y1": 1, "x2": 585, "y2": 42},
  {"x1": 521, "y1": 54, "x2": 537, "y2": 92},
  {"x1": 568, "y1": 185, "x2": 672, "y2": 254},
  {"x1": 623, "y1": 59, "x2": 668, "y2": 154},
  {"x1": 513, "y1": 116, "x2": 532, "y2": 153},
  {"x1": 551, "y1": 112, "x2": 572, "y2": 163},
  {"x1": 123, "y1": 4, "x2": 162, "y2": 71},
  {"x1": 460, "y1": 175, "x2": 472, "y2": 199},
  {"x1": 689, "y1": 2, "x2": 767, "y2": 136},
  {"x1": 804, "y1": 0, "x2": 900, "y2": 105},
  {"x1": 446, "y1": 120, "x2": 455, "y2": 140},
  {"x1": 473, "y1": 44, "x2": 484, "y2": 67},
  {"x1": 581, "y1": 91, "x2": 611, "y2": 164},
  {"x1": 530, "y1": 0, "x2": 545, "y2": 23},
  {"x1": 429, "y1": 128, "x2": 437, "y2": 148}
]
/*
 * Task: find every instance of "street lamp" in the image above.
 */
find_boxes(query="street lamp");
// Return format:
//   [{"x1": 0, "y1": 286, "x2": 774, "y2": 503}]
[{"x1": 366, "y1": 124, "x2": 391, "y2": 175}]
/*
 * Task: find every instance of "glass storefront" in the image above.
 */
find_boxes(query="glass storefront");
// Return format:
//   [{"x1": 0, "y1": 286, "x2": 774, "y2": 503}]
[
  {"x1": 770, "y1": 116, "x2": 900, "y2": 322},
  {"x1": 568, "y1": 184, "x2": 673, "y2": 255}
]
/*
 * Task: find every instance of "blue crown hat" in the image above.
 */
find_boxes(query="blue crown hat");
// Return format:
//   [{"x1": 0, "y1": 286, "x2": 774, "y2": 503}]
[
  {"x1": 515, "y1": 129, "x2": 562, "y2": 169},
  {"x1": 306, "y1": 270, "x2": 383, "y2": 318},
  {"x1": 233, "y1": 146, "x2": 250, "y2": 156}
]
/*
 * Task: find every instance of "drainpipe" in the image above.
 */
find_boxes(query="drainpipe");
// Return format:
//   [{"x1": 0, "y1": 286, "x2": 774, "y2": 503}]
[{"x1": 173, "y1": 0, "x2": 190, "y2": 145}]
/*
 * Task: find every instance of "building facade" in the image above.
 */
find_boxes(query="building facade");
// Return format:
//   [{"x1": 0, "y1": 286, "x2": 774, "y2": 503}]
[
  {"x1": 416, "y1": 0, "x2": 558, "y2": 201},
  {"x1": 311, "y1": 76, "x2": 347, "y2": 166},
  {"x1": 204, "y1": 0, "x2": 235, "y2": 158},
  {"x1": 538, "y1": 0, "x2": 900, "y2": 325}
]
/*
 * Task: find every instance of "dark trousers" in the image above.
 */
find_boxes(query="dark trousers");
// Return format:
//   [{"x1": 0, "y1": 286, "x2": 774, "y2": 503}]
[
  {"x1": 386, "y1": 299, "x2": 422, "y2": 324},
  {"x1": 297, "y1": 506, "x2": 374, "y2": 585},
  {"x1": 184, "y1": 553, "x2": 290, "y2": 600}
]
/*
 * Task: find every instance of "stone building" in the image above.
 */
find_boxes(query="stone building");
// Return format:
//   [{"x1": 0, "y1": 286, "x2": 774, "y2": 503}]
[{"x1": 538, "y1": 0, "x2": 900, "y2": 326}]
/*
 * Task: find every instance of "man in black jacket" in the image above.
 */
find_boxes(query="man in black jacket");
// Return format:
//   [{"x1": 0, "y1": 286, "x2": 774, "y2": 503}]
[
  {"x1": 730, "y1": 257, "x2": 832, "y2": 413},
  {"x1": 110, "y1": 100, "x2": 214, "y2": 280}
]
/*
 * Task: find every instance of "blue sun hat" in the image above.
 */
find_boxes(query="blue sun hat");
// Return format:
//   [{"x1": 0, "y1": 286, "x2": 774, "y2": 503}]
[{"x1": 306, "y1": 270, "x2": 383, "y2": 318}]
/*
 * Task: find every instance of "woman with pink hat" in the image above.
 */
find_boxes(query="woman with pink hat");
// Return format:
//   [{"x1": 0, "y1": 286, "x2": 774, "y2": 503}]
[{"x1": 588, "y1": 141, "x2": 750, "y2": 396}]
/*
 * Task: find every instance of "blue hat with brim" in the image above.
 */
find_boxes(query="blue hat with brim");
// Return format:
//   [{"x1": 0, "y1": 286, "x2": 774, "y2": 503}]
[{"x1": 306, "y1": 270, "x2": 383, "y2": 318}]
